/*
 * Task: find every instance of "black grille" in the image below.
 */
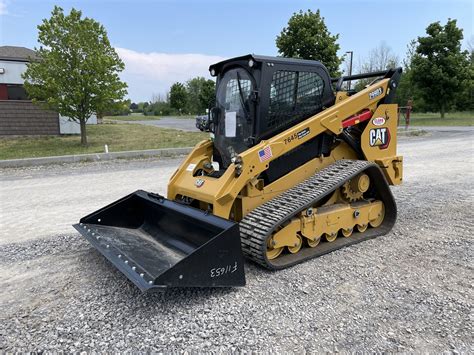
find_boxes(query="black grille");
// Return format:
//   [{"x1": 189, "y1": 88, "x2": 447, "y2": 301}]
[{"x1": 268, "y1": 70, "x2": 325, "y2": 129}]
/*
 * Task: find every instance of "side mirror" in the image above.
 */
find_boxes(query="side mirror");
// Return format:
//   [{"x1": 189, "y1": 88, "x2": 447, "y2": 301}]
[
  {"x1": 210, "y1": 106, "x2": 219, "y2": 121},
  {"x1": 210, "y1": 107, "x2": 220, "y2": 133}
]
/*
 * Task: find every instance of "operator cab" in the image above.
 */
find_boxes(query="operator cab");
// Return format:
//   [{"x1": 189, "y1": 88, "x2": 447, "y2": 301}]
[{"x1": 207, "y1": 54, "x2": 335, "y2": 169}]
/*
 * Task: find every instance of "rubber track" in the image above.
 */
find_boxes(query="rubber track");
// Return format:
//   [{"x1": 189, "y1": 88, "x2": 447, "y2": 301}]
[{"x1": 239, "y1": 159, "x2": 397, "y2": 270}]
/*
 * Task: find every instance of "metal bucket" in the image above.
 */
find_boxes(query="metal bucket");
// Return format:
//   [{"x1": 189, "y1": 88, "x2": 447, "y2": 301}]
[{"x1": 73, "y1": 190, "x2": 246, "y2": 291}]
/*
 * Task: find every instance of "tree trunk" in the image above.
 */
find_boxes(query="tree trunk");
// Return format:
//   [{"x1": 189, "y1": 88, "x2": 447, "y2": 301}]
[
  {"x1": 440, "y1": 104, "x2": 445, "y2": 119},
  {"x1": 80, "y1": 118, "x2": 88, "y2": 146}
]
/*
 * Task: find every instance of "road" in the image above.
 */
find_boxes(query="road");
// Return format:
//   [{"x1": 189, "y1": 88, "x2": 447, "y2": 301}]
[
  {"x1": 401, "y1": 125, "x2": 474, "y2": 132},
  {"x1": 0, "y1": 128, "x2": 473, "y2": 352},
  {"x1": 129, "y1": 116, "x2": 198, "y2": 131}
]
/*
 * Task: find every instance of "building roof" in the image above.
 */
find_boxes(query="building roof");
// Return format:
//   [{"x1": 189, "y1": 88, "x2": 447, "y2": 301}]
[{"x1": 0, "y1": 46, "x2": 38, "y2": 62}]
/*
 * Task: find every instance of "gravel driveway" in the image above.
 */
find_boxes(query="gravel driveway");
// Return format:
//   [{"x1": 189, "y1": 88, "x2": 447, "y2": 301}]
[{"x1": 0, "y1": 129, "x2": 472, "y2": 352}]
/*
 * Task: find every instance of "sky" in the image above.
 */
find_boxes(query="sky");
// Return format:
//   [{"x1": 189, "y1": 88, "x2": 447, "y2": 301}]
[{"x1": 0, "y1": 0, "x2": 472, "y2": 102}]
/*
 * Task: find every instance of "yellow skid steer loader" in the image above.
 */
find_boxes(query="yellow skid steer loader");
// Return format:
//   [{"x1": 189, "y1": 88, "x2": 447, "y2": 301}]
[{"x1": 74, "y1": 55, "x2": 403, "y2": 290}]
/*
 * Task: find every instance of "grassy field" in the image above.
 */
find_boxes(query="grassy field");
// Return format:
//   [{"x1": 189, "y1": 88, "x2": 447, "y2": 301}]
[
  {"x1": 104, "y1": 115, "x2": 195, "y2": 121},
  {"x1": 407, "y1": 111, "x2": 473, "y2": 126},
  {"x1": 0, "y1": 123, "x2": 208, "y2": 160}
]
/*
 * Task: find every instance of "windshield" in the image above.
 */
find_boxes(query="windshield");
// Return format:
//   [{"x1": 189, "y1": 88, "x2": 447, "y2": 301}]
[{"x1": 214, "y1": 68, "x2": 254, "y2": 168}]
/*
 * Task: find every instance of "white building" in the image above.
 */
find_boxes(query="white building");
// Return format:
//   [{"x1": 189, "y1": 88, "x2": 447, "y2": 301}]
[
  {"x1": 0, "y1": 46, "x2": 96, "y2": 136},
  {"x1": 0, "y1": 46, "x2": 32, "y2": 100}
]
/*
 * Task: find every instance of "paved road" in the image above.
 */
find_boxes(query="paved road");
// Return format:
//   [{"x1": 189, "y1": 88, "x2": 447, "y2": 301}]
[
  {"x1": 0, "y1": 128, "x2": 473, "y2": 352},
  {"x1": 401, "y1": 125, "x2": 473, "y2": 132},
  {"x1": 130, "y1": 116, "x2": 198, "y2": 132}
]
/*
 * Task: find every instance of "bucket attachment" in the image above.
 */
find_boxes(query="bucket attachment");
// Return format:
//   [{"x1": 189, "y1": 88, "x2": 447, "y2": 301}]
[{"x1": 73, "y1": 190, "x2": 246, "y2": 291}]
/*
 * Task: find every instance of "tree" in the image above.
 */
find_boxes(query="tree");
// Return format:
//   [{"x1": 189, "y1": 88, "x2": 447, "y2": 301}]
[
  {"x1": 148, "y1": 101, "x2": 174, "y2": 116},
  {"x1": 393, "y1": 39, "x2": 431, "y2": 110},
  {"x1": 136, "y1": 102, "x2": 146, "y2": 112},
  {"x1": 358, "y1": 42, "x2": 399, "y2": 73},
  {"x1": 185, "y1": 77, "x2": 215, "y2": 114},
  {"x1": 151, "y1": 93, "x2": 166, "y2": 104},
  {"x1": 186, "y1": 77, "x2": 206, "y2": 114},
  {"x1": 100, "y1": 98, "x2": 130, "y2": 117},
  {"x1": 130, "y1": 102, "x2": 138, "y2": 110},
  {"x1": 198, "y1": 79, "x2": 216, "y2": 112},
  {"x1": 354, "y1": 42, "x2": 399, "y2": 91},
  {"x1": 23, "y1": 6, "x2": 127, "y2": 145},
  {"x1": 276, "y1": 9, "x2": 342, "y2": 77},
  {"x1": 455, "y1": 36, "x2": 474, "y2": 111},
  {"x1": 169, "y1": 82, "x2": 188, "y2": 113},
  {"x1": 395, "y1": 40, "x2": 416, "y2": 107},
  {"x1": 410, "y1": 19, "x2": 470, "y2": 117}
]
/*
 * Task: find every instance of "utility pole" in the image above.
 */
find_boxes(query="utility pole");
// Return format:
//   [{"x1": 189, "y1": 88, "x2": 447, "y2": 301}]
[{"x1": 345, "y1": 51, "x2": 353, "y2": 90}]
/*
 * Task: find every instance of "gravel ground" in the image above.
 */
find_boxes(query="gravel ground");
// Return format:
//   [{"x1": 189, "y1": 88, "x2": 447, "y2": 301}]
[{"x1": 0, "y1": 129, "x2": 473, "y2": 352}]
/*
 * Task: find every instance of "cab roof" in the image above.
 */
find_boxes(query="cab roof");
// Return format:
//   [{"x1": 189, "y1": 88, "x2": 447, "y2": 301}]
[{"x1": 209, "y1": 54, "x2": 326, "y2": 74}]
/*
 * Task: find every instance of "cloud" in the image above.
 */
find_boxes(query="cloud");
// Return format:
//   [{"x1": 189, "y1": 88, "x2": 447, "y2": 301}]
[
  {"x1": 115, "y1": 47, "x2": 226, "y2": 102},
  {"x1": 0, "y1": 0, "x2": 7, "y2": 15}
]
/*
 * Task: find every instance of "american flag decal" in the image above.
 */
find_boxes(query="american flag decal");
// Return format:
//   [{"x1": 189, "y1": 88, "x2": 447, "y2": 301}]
[{"x1": 258, "y1": 146, "x2": 273, "y2": 162}]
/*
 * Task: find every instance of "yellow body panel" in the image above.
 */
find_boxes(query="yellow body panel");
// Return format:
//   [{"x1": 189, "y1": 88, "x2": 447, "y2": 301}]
[
  {"x1": 360, "y1": 104, "x2": 403, "y2": 185},
  {"x1": 167, "y1": 78, "x2": 403, "y2": 220}
]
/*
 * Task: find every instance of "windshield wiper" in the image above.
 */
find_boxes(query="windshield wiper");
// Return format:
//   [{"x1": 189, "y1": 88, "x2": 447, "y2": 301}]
[{"x1": 236, "y1": 72, "x2": 250, "y2": 120}]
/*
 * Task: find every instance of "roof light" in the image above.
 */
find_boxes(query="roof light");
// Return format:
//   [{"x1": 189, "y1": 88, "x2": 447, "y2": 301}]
[{"x1": 248, "y1": 59, "x2": 254, "y2": 68}]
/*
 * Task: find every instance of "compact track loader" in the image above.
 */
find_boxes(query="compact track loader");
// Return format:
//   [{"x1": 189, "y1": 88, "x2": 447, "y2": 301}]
[{"x1": 75, "y1": 55, "x2": 403, "y2": 290}]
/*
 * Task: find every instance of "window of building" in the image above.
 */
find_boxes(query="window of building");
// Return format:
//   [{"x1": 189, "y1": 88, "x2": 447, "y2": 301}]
[{"x1": 7, "y1": 84, "x2": 29, "y2": 100}]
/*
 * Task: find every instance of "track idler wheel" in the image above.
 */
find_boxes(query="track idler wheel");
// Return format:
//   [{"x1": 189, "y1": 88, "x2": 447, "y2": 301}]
[
  {"x1": 357, "y1": 224, "x2": 368, "y2": 233},
  {"x1": 370, "y1": 203, "x2": 385, "y2": 228},
  {"x1": 266, "y1": 246, "x2": 283, "y2": 260},
  {"x1": 266, "y1": 238, "x2": 283, "y2": 260},
  {"x1": 288, "y1": 235, "x2": 303, "y2": 254},
  {"x1": 341, "y1": 228, "x2": 353, "y2": 238},
  {"x1": 325, "y1": 232, "x2": 338, "y2": 242},
  {"x1": 306, "y1": 236, "x2": 321, "y2": 248}
]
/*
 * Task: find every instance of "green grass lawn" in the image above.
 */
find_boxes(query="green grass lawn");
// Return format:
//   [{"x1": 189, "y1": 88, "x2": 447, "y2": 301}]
[
  {"x1": 0, "y1": 123, "x2": 208, "y2": 160},
  {"x1": 407, "y1": 111, "x2": 473, "y2": 126}
]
